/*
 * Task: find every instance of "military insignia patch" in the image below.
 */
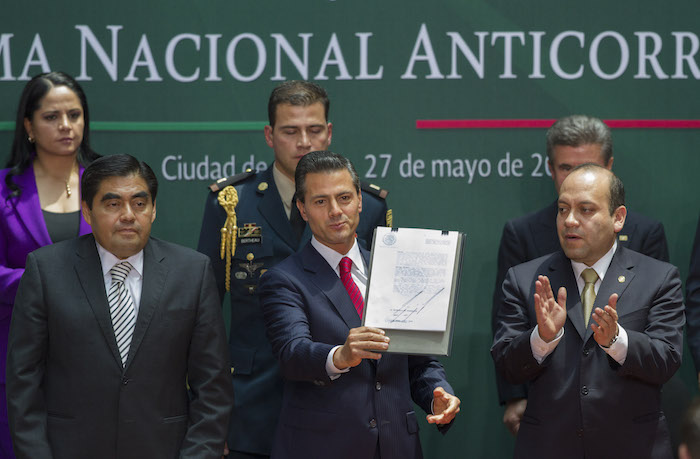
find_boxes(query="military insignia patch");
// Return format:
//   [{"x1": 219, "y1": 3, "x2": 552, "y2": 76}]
[{"x1": 239, "y1": 223, "x2": 262, "y2": 244}]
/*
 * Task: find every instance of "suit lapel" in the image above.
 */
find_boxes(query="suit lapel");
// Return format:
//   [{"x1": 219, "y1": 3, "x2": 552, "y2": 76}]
[
  {"x1": 547, "y1": 252, "x2": 586, "y2": 340},
  {"x1": 125, "y1": 238, "x2": 167, "y2": 369},
  {"x1": 583, "y1": 246, "x2": 635, "y2": 341},
  {"x1": 74, "y1": 235, "x2": 123, "y2": 367},
  {"x1": 301, "y1": 243, "x2": 362, "y2": 330},
  {"x1": 77, "y1": 165, "x2": 93, "y2": 236},
  {"x1": 256, "y1": 168, "x2": 301, "y2": 250},
  {"x1": 13, "y1": 166, "x2": 52, "y2": 246}
]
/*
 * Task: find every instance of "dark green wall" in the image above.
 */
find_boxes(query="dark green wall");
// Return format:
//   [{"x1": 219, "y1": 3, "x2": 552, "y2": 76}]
[{"x1": 2, "y1": 2, "x2": 699, "y2": 456}]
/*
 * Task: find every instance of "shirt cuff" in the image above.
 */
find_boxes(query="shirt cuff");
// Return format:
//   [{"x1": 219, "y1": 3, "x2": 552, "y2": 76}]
[
  {"x1": 600, "y1": 324, "x2": 628, "y2": 365},
  {"x1": 530, "y1": 326, "x2": 564, "y2": 364},
  {"x1": 326, "y1": 345, "x2": 350, "y2": 380}
]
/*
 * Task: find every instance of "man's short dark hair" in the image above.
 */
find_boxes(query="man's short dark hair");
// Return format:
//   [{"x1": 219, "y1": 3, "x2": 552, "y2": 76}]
[
  {"x1": 570, "y1": 163, "x2": 624, "y2": 215},
  {"x1": 546, "y1": 115, "x2": 613, "y2": 165},
  {"x1": 681, "y1": 398, "x2": 700, "y2": 458},
  {"x1": 268, "y1": 81, "x2": 329, "y2": 127},
  {"x1": 82, "y1": 154, "x2": 158, "y2": 209},
  {"x1": 295, "y1": 151, "x2": 360, "y2": 203}
]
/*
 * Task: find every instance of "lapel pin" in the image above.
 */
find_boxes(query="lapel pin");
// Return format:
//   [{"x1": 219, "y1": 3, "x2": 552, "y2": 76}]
[
  {"x1": 258, "y1": 182, "x2": 268, "y2": 191},
  {"x1": 618, "y1": 235, "x2": 628, "y2": 241},
  {"x1": 618, "y1": 276, "x2": 625, "y2": 283}
]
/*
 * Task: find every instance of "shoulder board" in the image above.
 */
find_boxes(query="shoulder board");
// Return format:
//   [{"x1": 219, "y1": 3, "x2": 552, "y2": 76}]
[
  {"x1": 208, "y1": 170, "x2": 256, "y2": 192},
  {"x1": 360, "y1": 181, "x2": 389, "y2": 200}
]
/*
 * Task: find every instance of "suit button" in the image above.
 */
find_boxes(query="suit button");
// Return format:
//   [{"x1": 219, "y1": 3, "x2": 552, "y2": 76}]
[
  {"x1": 375, "y1": 382, "x2": 382, "y2": 391},
  {"x1": 122, "y1": 378, "x2": 130, "y2": 386},
  {"x1": 577, "y1": 429, "x2": 584, "y2": 438},
  {"x1": 582, "y1": 348, "x2": 589, "y2": 356},
  {"x1": 369, "y1": 419, "x2": 377, "y2": 428},
  {"x1": 581, "y1": 386, "x2": 588, "y2": 396}
]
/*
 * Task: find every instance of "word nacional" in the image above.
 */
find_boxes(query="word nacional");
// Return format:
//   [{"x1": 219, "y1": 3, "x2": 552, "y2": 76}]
[{"x1": 0, "y1": 24, "x2": 698, "y2": 82}]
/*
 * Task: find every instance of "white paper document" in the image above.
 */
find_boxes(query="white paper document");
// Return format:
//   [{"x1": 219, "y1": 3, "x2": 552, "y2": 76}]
[{"x1": 363, "y1": 227, "x2": 460, "y2": 331}]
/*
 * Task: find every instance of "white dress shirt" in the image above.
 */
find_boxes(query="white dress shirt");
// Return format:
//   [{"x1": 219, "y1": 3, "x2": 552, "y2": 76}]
[
  {"x1": 273, "y1": 163, "x2": 296, "y2": 219},
  {"x1": 531, "y1": 241, "x2": 628, "y2": 365}
]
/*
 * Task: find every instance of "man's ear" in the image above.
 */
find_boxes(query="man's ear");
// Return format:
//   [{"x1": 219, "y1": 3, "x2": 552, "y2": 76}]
[
  {"x1": 264, "y1": 125, "x2": 274, "y2": 148},
  {"x1": 606, "y1": 156, "x2": 614, "y2": 170},
  {"x1": 357, "y1": 188, "x2": 362, "y2": 214},
  {"x1": 612, "y1": 205, "x2": 627, "y2": 233},
  {"x1": 296, "y1": 198, "x2": 308, "y2": 221},
  {"x1": 151, "y1": 200, "x2": 157, "y2": 223},
  {"x1": 81, "y1": 201, "x2": 92, "y2": 225}
]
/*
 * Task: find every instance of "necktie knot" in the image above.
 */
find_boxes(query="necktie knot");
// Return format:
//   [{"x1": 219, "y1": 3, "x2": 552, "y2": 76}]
[
  {"x1": 339, "y1": 256, "x2": 353, "y2": 275},
  {"x1": 582, "y1": 268, "x2": 598, "y2": 285},
  {"x1": 110, "y1": 261, "x2": 133, "y2": 284}
]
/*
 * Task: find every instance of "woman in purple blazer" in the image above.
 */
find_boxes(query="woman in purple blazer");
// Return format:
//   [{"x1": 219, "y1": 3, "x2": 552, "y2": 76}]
[{"x1": 0, "y1": 72, "x2": 99, "y2": 457}]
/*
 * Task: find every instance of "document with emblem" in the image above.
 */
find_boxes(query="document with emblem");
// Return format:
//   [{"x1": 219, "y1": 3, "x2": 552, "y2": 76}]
[{"x1": 362, "y1": 227, "x2": 465, "y2": 355}]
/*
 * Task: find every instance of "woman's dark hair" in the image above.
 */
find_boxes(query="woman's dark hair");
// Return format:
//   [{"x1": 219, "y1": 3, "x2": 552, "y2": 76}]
[{"x1": 4, "y1": 71, "x2": 100, "y2": 198}]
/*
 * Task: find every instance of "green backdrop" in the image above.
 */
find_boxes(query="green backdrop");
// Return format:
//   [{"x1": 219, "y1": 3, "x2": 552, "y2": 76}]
[{"x1": 2, "y1": 2, "x2": 699, "y2": 457}]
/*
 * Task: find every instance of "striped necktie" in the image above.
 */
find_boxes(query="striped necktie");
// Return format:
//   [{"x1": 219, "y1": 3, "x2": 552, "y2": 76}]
[
  {"x1": 339, "y1": 257, "x2": 364, "y2": 318},
  {"x1": 108, "y1": 261, "x2": 137, "y2": 366}
]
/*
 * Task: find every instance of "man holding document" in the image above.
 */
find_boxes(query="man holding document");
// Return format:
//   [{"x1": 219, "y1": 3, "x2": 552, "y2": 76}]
[{"x1": 259, "y1": 150, "x2": 460, "y2": 459}]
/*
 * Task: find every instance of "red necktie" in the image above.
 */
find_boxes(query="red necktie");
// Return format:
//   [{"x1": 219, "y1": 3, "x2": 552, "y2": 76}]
[{"x1": 339, "y1": 257, "x2": 364, "y2": 318}]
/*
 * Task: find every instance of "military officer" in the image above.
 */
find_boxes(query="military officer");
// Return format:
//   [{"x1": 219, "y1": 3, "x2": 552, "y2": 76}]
[{"x1": 197, "y1": 81, "x2": 391, "y2": 459}]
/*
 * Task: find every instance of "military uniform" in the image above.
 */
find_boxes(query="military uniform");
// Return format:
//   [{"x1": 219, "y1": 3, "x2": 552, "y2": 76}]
[{"x1": 197, "y1": 164, "x2": 390, "y2": 456}]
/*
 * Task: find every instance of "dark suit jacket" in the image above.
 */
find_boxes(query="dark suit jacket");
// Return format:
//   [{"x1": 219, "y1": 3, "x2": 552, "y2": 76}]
[
  {"x1": 197, "y1": 164, "x2": 389, "y2": 454},
  {"x1": 491, "y1": 247, "x2": 684, "y2": 459},
  {"x1": 259, "y1": 242, "x2": 452, "y2": 459},
  {"x1": 6, "y1": 235, "x2": 233, "y2": 459},
  {"x1": 686, "y1": 214, "x2": 700, "y2": 370},
  {"x1": 492, "y1": 200, "x2": 670, "y2": 403}
]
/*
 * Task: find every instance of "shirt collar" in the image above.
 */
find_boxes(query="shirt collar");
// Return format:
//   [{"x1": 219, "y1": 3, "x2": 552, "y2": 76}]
[
  {"x1": 95, "y1": 241, "x2": 144, "y2": 279},
  {"x1": 310, "y1": 236, "x2": 365, "y2": 276},
  {"x1": 571, "y1": 240, "x2": 617, "y2": 283},
  {"x1": 272, "y1": 162, "x2": 296, "y2": 218}
]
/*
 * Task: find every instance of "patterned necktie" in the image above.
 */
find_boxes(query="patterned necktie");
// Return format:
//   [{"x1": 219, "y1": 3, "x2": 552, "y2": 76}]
[
  {"x1": 581, "y1": 268, "x2": 599, "y2": 327},
  {"x1": 108, "y1": 261, "x2": 137, "y2": 366},
  {"x1": 339, "y1": 257, "x2": 364, "y2": 318}
]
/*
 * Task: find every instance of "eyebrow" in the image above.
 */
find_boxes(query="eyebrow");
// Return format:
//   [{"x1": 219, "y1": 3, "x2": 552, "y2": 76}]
[
  {"x1": 279, "y1": 123, "x2": 325, "y2": 129},
  {"x1": 100, "y1": 191, "x2": 150, "y2": 202}
]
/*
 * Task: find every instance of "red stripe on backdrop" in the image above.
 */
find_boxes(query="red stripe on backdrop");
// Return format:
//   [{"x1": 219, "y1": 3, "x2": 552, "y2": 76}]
[{"x1": 415, "y1": 119, "x2": 700, "y2": 129}]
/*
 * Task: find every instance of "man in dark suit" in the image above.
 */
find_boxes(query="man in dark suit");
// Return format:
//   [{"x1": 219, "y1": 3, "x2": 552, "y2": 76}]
[
  {"x1": 259, "y1": 151, "x2": 459, "y2": 459},
  {"x1": 686, "y1": 215, "x2": 700, "y2": 386},
  {"x1": 7, "y1": 154, "x2": 233, "y2": 459},
  {"x1": 197, "y1": 81, "x2": 390, "y2": 458},
  {"x1": 493, "y1": 115, "x2": 670, "y2": 434},
  {"x1": 491, "y1": 164, "x2": 684, "y2": 459}
]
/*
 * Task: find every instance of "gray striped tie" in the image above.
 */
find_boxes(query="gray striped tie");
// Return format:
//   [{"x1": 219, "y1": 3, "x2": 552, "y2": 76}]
[{"x1": 108, "y1": 262, "x2": 136, "y2": 366}]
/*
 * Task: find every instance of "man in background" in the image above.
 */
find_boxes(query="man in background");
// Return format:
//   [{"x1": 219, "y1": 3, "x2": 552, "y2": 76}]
[
  {"x1": 680, "y1": 398, "x2": 700, "y2": 459},
  {"x1": 197, "y1": 81, "x2": 391, "y2": 458},
  {"x1": 685, "y1": 215, "x2": 700, "y2": 386}
]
